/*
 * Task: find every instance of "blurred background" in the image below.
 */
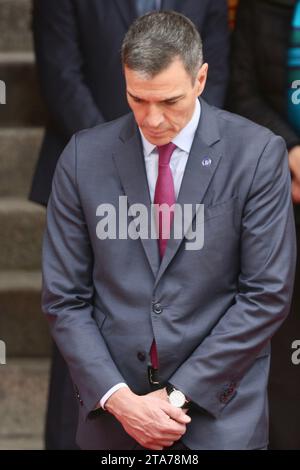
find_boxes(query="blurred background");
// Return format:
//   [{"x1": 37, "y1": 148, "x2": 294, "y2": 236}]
[{"x1": 0, "y1": 0, "x2": 50, "y2": 450}]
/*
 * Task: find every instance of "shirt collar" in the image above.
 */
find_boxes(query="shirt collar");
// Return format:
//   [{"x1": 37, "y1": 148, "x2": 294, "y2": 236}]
[{"x1": 139, "y1": 98, "x2": 201, "y2": 157}]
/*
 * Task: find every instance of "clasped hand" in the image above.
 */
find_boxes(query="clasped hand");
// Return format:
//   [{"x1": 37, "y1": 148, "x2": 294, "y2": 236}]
[{"x1": 105, "y1": 387, "x2": 191, "y2": 450}]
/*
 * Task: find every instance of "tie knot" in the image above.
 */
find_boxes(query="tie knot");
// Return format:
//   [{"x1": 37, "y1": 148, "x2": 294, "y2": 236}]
[{"x1": 157, "y1": 142, "x2": 176, "y2": 165}]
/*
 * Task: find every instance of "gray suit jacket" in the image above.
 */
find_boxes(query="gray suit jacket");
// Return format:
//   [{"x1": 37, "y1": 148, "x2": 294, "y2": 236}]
[{"x1": 42, "y1": 99, "x2": 296, "y2": 450}]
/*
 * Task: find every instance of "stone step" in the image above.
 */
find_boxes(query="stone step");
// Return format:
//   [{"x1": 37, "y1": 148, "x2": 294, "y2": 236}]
[
  {"x1": 0, "y1": 358, "x2": 50, "y2": 449},
  {"x1": 0, "y1": 436, "x2": 44, "y2": 450},
  {"x1": 0, "y1": 128, "x2": 43, "y2": 197},
  {"x1": 0, "y1": 52, "x2": 46, "y2": 126},
  {"x1": 0, "y1": 0, "x2": 33, "y2": 52},
  {"x1": 0, "y1": 198, "x2": 45, "y2": 270},
  {"x1": 0, "y1": 270, "x2": 51, "y2": 357}
]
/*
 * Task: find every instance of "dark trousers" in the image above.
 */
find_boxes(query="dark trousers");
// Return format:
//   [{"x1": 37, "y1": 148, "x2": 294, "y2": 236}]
[
  {"x1": 45, "y1": 342, "x2": 79, "y2": 449},
  {"x1": 268, "y1": 225, "x2": 300, "y2": 449}
]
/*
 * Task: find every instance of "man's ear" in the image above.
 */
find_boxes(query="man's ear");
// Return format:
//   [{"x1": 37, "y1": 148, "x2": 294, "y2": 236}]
[{"x1": 196, "y1": 63, "x2": 208, "y2": 96}]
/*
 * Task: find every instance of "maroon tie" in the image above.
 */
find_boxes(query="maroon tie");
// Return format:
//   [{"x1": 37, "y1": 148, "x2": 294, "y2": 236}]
[{"x1": 150, "y1": 142, "x2": 177, "y2": 369}]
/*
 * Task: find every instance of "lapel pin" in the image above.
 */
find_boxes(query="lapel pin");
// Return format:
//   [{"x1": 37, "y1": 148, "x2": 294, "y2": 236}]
[{"x1": 202, "y1": 157, "x2": 212, "y2": 167}]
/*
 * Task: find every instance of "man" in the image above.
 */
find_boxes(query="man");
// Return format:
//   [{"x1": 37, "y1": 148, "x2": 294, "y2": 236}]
[
  {"x1": 42, "y1": 12, "x2": 296, "y2": 450},
  {"x1": 30, "y1": 0, "x2": 229, "y2": 449}
]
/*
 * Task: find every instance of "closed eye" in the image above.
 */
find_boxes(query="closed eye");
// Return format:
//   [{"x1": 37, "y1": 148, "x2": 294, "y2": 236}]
[
  {"x1": 164, "y1": 100, "x2": 179, "y2": 105},
  {"x1": 132, "y1": 96, "x2": 144, "y2": 103}
]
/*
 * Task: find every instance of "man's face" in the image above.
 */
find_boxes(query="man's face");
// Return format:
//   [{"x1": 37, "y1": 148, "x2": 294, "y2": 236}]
[{"x1": 125, "y1": 58, "x2": 208, "y2": 145}]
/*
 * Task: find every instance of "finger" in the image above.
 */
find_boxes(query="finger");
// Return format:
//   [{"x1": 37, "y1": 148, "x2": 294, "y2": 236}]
[
  {"x1": 163, "y1": 424, "x2": 186, "y2": 437},
  {"x1": 145, "y1": 443, "x2": 164, "y2": 450},
  {"x1": 292, "y1": 181, "x2": 300, "y2": 203},
  {"x1": 161, "y1": 441, "x2": 175, "y2": 448},
  {"x1": 165, "y1": 414, "x2": 189, "y2": 433},
  {"x1": 293, "y1": 180, "x2": 300, "y2": 194},
  {"x1": 158, "y1": 431, "x2": 184, "y2": 440},
  {"x1": 159, "y1": 415, "x2": 187, "y2": 433},
  {"x1": 148, "y1": 439, "x2": 175, "y2": 448},
  {"x1": 162, "y1": 403, "x2": 192, "y2": 424}
]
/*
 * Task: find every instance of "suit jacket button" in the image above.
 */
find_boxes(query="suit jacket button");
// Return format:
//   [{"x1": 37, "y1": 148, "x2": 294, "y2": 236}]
[
  {"x1": 153, "y1": 303, "x2": 163, "y2": 314},
  {"x1": 137, "y1": 352, "x2": 146, "y2": 362}
]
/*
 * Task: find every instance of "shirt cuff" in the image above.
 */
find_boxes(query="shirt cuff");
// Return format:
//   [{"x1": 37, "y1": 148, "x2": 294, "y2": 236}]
[{"x1": 99, "y1": 383, "x2": 129, "y2": 410}]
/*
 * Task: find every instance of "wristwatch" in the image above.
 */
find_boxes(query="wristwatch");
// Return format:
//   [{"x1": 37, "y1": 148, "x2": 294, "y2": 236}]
[{"x1": 166, "y1": 384, "x2": 190, "y2": 409}]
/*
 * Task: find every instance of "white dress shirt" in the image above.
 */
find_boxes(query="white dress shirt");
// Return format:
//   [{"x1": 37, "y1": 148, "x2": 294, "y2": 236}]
[{"x1": 99, "y1": 99, "x2": 201, "y2": 409}]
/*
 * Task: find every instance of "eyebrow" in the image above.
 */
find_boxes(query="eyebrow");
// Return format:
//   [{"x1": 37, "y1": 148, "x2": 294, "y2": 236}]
[{"x1": 127, "y1": 91, "x2": 185, "y2": 103}]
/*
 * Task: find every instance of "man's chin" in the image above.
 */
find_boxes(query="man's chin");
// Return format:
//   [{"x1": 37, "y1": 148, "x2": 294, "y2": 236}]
[{"x1": 144, "y1": 131, "x2": 172, "y2": 145}]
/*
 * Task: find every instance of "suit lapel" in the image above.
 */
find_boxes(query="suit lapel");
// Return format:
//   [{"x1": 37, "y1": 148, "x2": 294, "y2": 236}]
[
  {"x1": 113, "y1": 116, "x2": 160, "y2": 278},
  {"x1": 113, "y1": 101, "x2": 223, "y2": 285},
  {"x1": 154, "y1": 99, "x2": 222, "y2": 288}
]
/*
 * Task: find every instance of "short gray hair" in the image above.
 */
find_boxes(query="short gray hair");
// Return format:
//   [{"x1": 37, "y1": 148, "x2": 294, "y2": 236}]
[{"x1": 122, "y1": 11, "x2": 203, "y2": 82}]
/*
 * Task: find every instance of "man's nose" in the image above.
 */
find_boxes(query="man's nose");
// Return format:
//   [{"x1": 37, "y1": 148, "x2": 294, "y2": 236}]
[{"x1": 145, "y1": 105, "x2": 164, "y2": 128}]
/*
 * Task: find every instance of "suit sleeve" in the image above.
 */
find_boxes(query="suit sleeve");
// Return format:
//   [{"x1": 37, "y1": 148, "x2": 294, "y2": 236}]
[
  {"x1": 200, "y1": 0, "x2": 230, "y2": 108},
  {"x1": 228, "y1": 0, "x2": 300, "y2": 149},
  {"x1": 169, "y1": 135, "x2": 296, "y2": 418},
  {"x1": 42, "y1": 135, "x2": 125, "y2": 420},
  {"x1": 33, "y1": 0, "x2": 105, "y2": 139}
]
